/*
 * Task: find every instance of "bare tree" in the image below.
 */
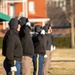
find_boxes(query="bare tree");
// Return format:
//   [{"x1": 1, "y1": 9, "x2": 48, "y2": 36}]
[
  {"x1": 47, "y1": 2, "x2": 69, "y2": 27},
  {"x1": 63, "y1": 0, "x2": 75, "y2": 48},
  {"x1": 47, "y1": 0, "x2": 75, "y2": 48}
]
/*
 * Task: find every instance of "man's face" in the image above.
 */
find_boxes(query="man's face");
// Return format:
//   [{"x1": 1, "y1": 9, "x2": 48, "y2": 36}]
[
  {"x1": 48, "y1": 27, "x2": 52, "y2": 33},
  {"x1": 17, "y1": 24, "x2": 21, "y2": 31}
]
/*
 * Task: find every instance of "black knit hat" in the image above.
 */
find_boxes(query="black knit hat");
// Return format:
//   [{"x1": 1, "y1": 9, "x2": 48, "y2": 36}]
[
  {"x1": 43, "y1": 24, "x2": 49, "y2": 32},
  {"x1": 19, "y1": 17, "x2": 27, "y2": 26},
  {"x1": 35, "y1": 25, "x2": 42, "y2": 33},
  {"x1": 9, "y1": 18, "x2": 18, "y2": 30}
]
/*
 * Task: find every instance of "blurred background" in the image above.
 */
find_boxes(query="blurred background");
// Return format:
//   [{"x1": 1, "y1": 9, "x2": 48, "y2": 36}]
[
  {"x1": 0, "y1": 0, "x2": 75, "y2": 75},
  {"x1": 0, "y1": 0, "x2": 75, "y2": 48}
]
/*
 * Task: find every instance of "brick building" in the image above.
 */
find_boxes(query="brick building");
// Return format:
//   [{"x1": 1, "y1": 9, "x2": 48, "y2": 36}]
[{"x1": 0, "y1": 0, "x2": 49, "y2": 30}]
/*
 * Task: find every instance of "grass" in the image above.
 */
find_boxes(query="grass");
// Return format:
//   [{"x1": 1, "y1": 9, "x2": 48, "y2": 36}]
[
  {"x1": 0, "y1": 48, "x2": 75, "y2": 75},
  {"x1": 0, "y1": 37, "x2": 3, "y2": 48},
  {"x1": 49, "y1": 62, "x2": 75, "y2": 75},
  {"x1": 52, "y1": 48, "x2": 75, "y2": 60},
  {"x1": 0, "y1": 50, "x2": 5, "y2": 75},
  {"x1": 48, "y1": 48, "x2": 75, "y2": 75}
]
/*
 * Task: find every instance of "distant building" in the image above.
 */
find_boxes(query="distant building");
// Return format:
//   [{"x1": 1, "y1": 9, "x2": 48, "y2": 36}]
[
  {"x1": 47, "y1": 0, "x2": 66, "y2": 8},
  {"x1": 0, "y1": 0, "x2": 50, "y2": 30}
]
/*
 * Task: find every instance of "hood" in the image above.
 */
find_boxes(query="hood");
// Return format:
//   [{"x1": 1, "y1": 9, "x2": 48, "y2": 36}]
[
  {"x1": 9, "y1": 18, "x2": 18, "y2": 30},
  {"x1": 35, "y1": 25, "x2": 42, "y2": 33},
  {"x1": 43, "y1": 24, "x2": 50, "y2": 32},
  {"x1": 19, "y1": 17, "x2": 28, "y2": 26}
]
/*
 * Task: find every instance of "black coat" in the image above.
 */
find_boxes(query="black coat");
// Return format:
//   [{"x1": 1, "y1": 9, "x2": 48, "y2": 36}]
[
  {"x1": 46, "y1": 34, "x2": 53, "y2": 50},
  {"x1": 32, "y1": 33, "x2": 47, "y2": 55},
  {"x1": 2, "y1": 29, "x2": 23, "y2": 66},
  {"x1": 19, "y1": 26, "x2": 34, "y2": 56}
]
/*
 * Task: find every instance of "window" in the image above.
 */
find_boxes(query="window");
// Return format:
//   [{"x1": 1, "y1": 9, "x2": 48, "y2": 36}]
[
  {"x1": 29, "y1": 1, "x2": 35, "y2": 14},
  {"x1": 9, "y1": 3, "x2": 15, "y2": 17}
]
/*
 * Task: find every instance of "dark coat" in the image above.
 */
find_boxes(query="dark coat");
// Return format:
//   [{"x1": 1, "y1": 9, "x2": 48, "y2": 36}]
[
  {"x1": 2, "y1": 30, "x2": 23, "y2": 67},
  {"x1": 32, "y1": 33, "x2": 47, "y2": 55},
  {"x1": 19, "y1": 25, "x2": 34, "y2": 56},
  {"x1": 46, "y1": 34, "x2": 53, "y2": 50}
]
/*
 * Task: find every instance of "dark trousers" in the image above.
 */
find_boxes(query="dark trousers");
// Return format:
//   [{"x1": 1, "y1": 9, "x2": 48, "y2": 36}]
[
  {"x1": 3, "y1": 58, "x2": 21, "y2": 75},
  {"x1": 33, "y1": 54, "x2": 44, "y2": 75}
]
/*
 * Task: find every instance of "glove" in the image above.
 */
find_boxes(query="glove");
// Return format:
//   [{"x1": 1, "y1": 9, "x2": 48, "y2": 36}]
[
  {"x1": 51, "y1": 45, "x2": 54, "y2": 51},
  {"x1": 40, "y1": 30, "x2": 45, "y2": 35},
  {"x1": 53, "y1": 46, "x2": 56, "y2": 50},
  {"x1": 11, "y1": 66, "x2": 17, "y2": 72},
  {"x1": 26, "y1": 22, "x2": 31, "y2": 27},
  {"x1": 51, "y1": 45, "x2": 56, "y2": 51},
  {"x1": 44, "y1": 54, "x2": 48, "y2": 58}
]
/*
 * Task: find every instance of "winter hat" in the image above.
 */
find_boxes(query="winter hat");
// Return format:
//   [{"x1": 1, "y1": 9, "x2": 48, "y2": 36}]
[
  {"x1": 31, "y1": 23, "x2": 34, "y2": 27},
  {"x1": 35, "y1": 25, "x2": 42, "y2": 33},
  {"x1": 26, "y1": 18, "x2": 29, "y2": 22},
  {"x1": 19, "y1": 17, "x2": 27, "y2": 26},
  {"x1": 43, "y1": 24, "x2": 50, "y2": 32},
  {"x1": 9, "y1": 18, "x2": 18, "y2": 30}
]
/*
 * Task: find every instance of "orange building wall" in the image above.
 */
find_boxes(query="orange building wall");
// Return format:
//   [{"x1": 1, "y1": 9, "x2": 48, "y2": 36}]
[
  {"x1": 0, "y1": 0, "x2": 47, "y2": 30},
  {"x1": 8, "y1": 3, "x2": 10, "y2": 16},
  {"x1": 28, "y1": 0, "x2": 47, "y2": 18},
  {"x1": 7, "y1": 0, "x2": 46, "y2": 18},
  {"x1": 0, "y1": 23, "x2": 3, "y2": 29},
  {"x1": 8, "y1": 3, "x2": 22, "y2": 18},
  {"x1": 15, "y1": 3, "x2": 22, "y2": 17},
  {"x1": 34, "y1": 22, "x2": 42, "y2": 26}
]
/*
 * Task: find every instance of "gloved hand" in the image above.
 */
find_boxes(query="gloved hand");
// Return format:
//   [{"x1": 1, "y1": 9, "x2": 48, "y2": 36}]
[
  {"x1": 51, "y1": 45, "x2": 56, "y2": 51},
  {"x1": 11, "y1": 66, "x2": 17, "y2": 72},
  {"x1": 51, "y1": 45, "x2": 54, "y2": 51},
  {"x1": 44, "y1": 54, "x2": 48, "y2": 58},
  {"x1": 40, "y1": 30, "x2": 45, "y2": 35},
  {"x1": 53, "y1": 46, "x2": 56, "y2": 50},
  {"x1": 26, "y1": 22, "x2": 31, "y2": 27}
]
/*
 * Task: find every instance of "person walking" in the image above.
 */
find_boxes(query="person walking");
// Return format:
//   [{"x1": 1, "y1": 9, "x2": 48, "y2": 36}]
[
  {"x1": 2, "y1": 18, "x2": 23, "y2": 75},
  {"x1": 19, "y1": 17, "x2": 34, "y2": 75},
  {"x1": 32, "y1": 25, "x2": 47, "y2": 75}
]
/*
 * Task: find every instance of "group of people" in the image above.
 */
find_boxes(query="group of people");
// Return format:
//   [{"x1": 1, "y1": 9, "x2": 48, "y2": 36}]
[{"x1": 2, "y1": 17, "x2": 55, "y2": 75}]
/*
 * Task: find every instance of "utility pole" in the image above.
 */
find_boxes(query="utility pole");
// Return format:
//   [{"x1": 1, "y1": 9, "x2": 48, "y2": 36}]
[{"x1": 70, "y1": 0, "x2": 75, "y2": 48}]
